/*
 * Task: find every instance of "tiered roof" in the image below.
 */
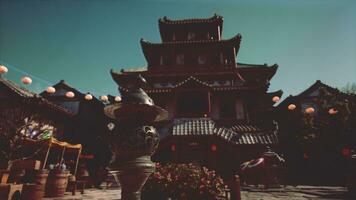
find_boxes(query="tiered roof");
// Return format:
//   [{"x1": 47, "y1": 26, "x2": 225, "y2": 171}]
[
  {"x1": 0, "y1": 78, "x2": 74, "y2": 117},
  {"x1": 158, "y1": 14, "x2": 223, "y2": 41}
]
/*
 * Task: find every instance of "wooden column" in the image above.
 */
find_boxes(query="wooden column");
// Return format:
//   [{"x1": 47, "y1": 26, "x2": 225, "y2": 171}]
[
  {"x1": 42, "y1": 143, "x2": 52, "y2": 170},
  {"x1": 217, "y1": 26, "x2": 221, "y2": 40},
  {"x1": 232, "y1": 47, "x2": 237, "y2": 67},
  {"x1": 207, "y1": 91, "x2": 211, "y2": 116}
]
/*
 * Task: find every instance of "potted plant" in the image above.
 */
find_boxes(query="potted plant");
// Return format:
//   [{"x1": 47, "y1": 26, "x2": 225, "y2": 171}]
[
  {"x1": 142, "y1": 163, "x2": 227, "y2": 200},
  {"x1": 45, "y1": 161, "x2": 70, "y2": 197}
]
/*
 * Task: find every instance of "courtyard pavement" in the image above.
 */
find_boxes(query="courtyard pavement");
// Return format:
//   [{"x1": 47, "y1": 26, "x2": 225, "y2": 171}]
[{"x1": 42, "y1": 185, "x2": 352, "y2": 200}]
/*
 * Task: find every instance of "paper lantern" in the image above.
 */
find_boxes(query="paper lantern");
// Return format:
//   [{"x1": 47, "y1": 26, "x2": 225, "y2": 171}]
[
  {"x1": 66, "y1": 91, "x2": 75, "y2": 98},
  {"x1": 328, "y1": 108, "x2": 338, "y2": 115},
  {"x1": 171, "y1": 144, "x2": 176, "y2": 152},
  {"x1": 85, "y1": 94, "x2": 93, "y2": 100},
  {"x1": 211, "y1": 144, "x2": 217, "y2": 152},
  {"x1": 46, "y1": 86, "x2": 56, "y2": 94},
  {"x1": 100, "y1": 95, "x2": 108, "y2": 102},
  {"x1": 21, "y1": 76, "x2": 32, "y2": 85},
  {"x1": 114, "y1": 96, "x2": 122, "y2": 102},
  {"x1": 203, "y1": 113, "x2": 208, "y2": 118},
  {"x1": 342, "y1": 148, "x2": 350, "y2": 157},
  {"x1": 305, "y1": 107, "x2": 315, "y2": 114},
  {"x1": 0, "y1": 65, "x2": 8, "y2": 74},
  {"x1": 288, "y1": 104, "x2": 296, "y2": 110},
  {"x1": 272, "y1": 96, "x2": 280, "y2": 103}
]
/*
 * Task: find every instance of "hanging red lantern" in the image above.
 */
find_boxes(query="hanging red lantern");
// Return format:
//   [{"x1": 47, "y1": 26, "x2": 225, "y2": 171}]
[
  {"x1": 272, "y1": 96, "x2": 280, "y2": 103},
  {"x1": 85, "y1": 94, "x2": 93, "y2": 100},
  {"x1": 342, "y1": 148, "x2": 350, "y2": 157},
  {"x1": 328, "y1": 108, "x2": 338, "y2": 115},
  {"x1": 114, "y1": 96, "x2": 122, "y2": 102},
  {"x1": 46, "y1": 86, "x2": 56, "y2": 94},
  {"x1": 100, "y1": 95, "x2": 108, "y2": 102},
  {"x1": 303, "y1": 153, "x2": 309, "y2": 160},
  {"x1": 288, "y1": 104, "x2": 296, "y2": 110},
  {"x1": 305, "y1": 107, "x2": 315, "y2": 114},
  {"x1": 0, "y1": 65, "x2": 8, "y2": 74},
  {"x1": 66, "y1": 91, "x2": 75, "y2": 98},
  {"x1": 171, "y1": 144, "x2": 176, "y2": 152},
  {"x1": 21, "y1": 76, "x2": 32, "y2": 85},
  {"x1": 211, "y1": 144, "x2": 217, "y2": 152}
]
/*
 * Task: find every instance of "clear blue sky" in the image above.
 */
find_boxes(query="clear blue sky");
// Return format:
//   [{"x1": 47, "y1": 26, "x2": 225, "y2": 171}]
[{"x1": 1, "y1": 0, "x2": 355, "y2": 98}]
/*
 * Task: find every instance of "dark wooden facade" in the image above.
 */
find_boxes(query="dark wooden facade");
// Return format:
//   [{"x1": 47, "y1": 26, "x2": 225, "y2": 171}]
[
  {"x1": 0, "y1": 77, "x2": 75, "y2": 168},
  {"x1": 111, "y1": 15, "x2": 282, "y2": 178},
  {"x1": 276, "y1": 80, "x2": 356, "y2": 184},
  {"x1": 40, "y1": 80, "x2": 112, "y2": 178},
  {"x1": 0, "y1": 77, "x2": 74, "y2": 139}
]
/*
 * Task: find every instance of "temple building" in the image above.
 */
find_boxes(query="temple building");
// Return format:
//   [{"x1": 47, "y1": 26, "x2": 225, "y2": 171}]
[
  {"x1": 110, "y1": 15, "x2": 282, "y2": 177},
  {"x1": 276, "y1": 80, "x2": 356, "y2": 184}
]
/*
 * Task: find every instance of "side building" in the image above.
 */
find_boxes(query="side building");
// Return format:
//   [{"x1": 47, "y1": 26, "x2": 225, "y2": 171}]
[
  {"x1": 40, "y1": 80, "x2": 112, "y2": 185},
  {"x1": 276, "y1": 80, "x2": 356, "y2": 184}
]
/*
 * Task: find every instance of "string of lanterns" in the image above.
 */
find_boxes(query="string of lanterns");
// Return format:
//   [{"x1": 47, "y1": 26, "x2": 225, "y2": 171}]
[
  {"x1": 2, "y1": 64, "x2": 341, "y2": 113},
  {"x1": 286, "y1": 103, "x2": 338, "y2": 115},
  {"x1": 0, "y1": 65, "x2": 121, "y2": 102}
]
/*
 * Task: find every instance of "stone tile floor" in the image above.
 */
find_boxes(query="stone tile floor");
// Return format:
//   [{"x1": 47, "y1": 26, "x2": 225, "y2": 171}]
[{"x1": 42, "y1": 185, "x2": 352, "y2": 200}]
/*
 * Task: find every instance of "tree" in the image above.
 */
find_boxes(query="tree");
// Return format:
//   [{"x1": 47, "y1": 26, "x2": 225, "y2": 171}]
[
  {"x1": 341, "y1": 82, "x2": 356, "y2": 94},
  {"x1": 0, "y1": 100, "x2": 56, "y2": 167}
]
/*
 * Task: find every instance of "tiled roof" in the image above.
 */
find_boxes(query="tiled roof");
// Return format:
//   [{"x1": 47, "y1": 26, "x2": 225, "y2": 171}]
[
  {"x1": 0, "y1": 77, "x2": 35, "y2": 98},
  {"x1": 159, "y1": 14, "x2": 223, "y2": 25},
  {"x1": 170, "y1": 118, "x2": 278, "y2": 145},
  {"x1": 141, "y1": 34, "x2": 241, "y2": 47},
  {"x1": 0, "y1": 78, "x2": 75, "y2": 116}
]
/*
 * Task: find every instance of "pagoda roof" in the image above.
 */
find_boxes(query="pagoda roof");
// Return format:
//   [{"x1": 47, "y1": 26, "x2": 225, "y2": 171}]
[
  {"x1": 111, "y1": 62, "x2": 278, "y2": 89},
  {"x1": 158, "y1": 14, "x2": 223, "y2": 36},
  {"x1": 267, "y1": 90, "x2": 283, "y2": 99},
  {"x1": 141, "y1": 33, "x2": 241, "y2": 48},
  {"x1": 238, "y1": 63, "x2": 278, "y2": 83},
  {"x1": 159, "y1": 118, "x2": 278, "y2": 145},
  {"x1": 159, "y1": 14, "x2": 223, "y2": 26},
  {"x1": 0, "y1": 77, "x2": 75, "y2": 116}
]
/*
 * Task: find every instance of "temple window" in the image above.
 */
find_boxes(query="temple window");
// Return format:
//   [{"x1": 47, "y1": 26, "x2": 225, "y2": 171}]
[
  {"x1": 220, "y1": 53, "x2": 224, "y2": 64},
  {"x1": 220, "y1": 98, "x2": 236, "y2": 119},
  {"x1": 177, "y1": 91, "x2": 209, "y2": 117},
  {"x1": 159, "y1": 56, "x2": 164, "y2": 65},
  {"x1": 198, "y1": 55, "x2": 207, "y2": 65},
  {"x1": 172, "y1": 33, "x2": 176, "y2": 41},
  {"x1": 235, "y1": 99, "x2": 245, "y2": 120},
  {"x1": 187, "y1": 32, "x2": 195, "y2": 40},
  {"x1": 176, "y1": 54, "x2": 185, "y2": 65}
]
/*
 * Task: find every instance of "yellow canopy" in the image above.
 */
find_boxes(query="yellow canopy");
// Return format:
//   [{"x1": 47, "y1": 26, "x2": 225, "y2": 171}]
[
  {"x1": 22, "y1": 137, "x2": 82, "y2": 174},
  {"x1": 23, "y1": 137, "x2": 82, "y2": 151}
]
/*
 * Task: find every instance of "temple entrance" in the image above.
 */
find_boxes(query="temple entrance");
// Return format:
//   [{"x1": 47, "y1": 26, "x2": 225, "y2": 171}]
[{"x1": 176, "y1": 90, "x2": 209, "y2": 117}]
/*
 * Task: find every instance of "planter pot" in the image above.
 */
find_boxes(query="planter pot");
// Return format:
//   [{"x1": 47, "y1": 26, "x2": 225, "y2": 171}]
[
  {"x1": 0, "y1": 184, "x2": 23, "y2": 200},
  {"x1": 21, "y1": 183, "x2": 45, "y2": 200},
  {"x1": 45, "y1": 170, "x2": 70, "y2": 197},
  {"x1": 23, "y1": 170, "x2": 49, "y2": 185},
  {"x1": 8, "y1": 170, "x2": 25, "y2": 184},
  {"x1": 1, "y1": 170, "x2": 10, "y2": 184}
]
